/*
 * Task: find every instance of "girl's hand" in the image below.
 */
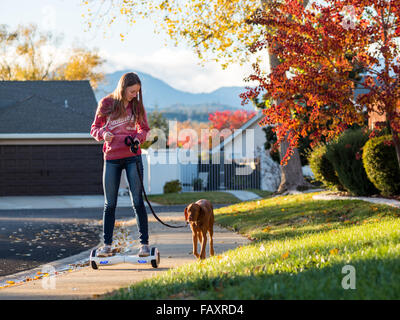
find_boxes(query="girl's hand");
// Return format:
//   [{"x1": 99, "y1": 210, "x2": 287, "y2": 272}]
[{"x1": 104, "y1": 132, "x2": 114, "y2": 142}]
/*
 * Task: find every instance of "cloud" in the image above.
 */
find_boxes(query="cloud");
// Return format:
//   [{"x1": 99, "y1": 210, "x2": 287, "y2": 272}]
[
  {"x1": 100, "y1": 47, "x2": 269, "y2": 93},
  {"x1": 40, "y1": 5, "x2": 57, "y2": 32}
]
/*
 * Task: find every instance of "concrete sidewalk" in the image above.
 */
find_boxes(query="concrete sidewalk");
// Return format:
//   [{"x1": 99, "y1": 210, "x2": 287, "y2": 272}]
[
  {"x1": 224, "y1": 190, "x2": 262, "y2": 201},
  {"x1": 0, "y1": 209, "x2": 251, "y2": 299},
  {"x1": 312, "y1": 192, "x2": 400, "y2": 208}
]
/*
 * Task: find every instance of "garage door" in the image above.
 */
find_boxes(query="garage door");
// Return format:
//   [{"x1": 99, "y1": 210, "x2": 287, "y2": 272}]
[{"x1": 0, "y1": 145, "x2": 104, "y2": 196}]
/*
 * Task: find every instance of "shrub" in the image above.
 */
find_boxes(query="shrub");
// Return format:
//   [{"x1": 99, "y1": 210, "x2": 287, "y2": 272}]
[
  {"x1": 325, "y1": 129, "x2": 378, "y2": 196},
  {"x1": 192, "y1": 178, "x2": 203, "y2": 191},
  {"x1": 308, "y1": 143, "x2": 344, "y2": 191},
  {"x1": 163, "y1": 180, "x2": 182, "y2": 194},
  {"x1": 362, "y1": 135, "x2": 400, "y2": 196}
]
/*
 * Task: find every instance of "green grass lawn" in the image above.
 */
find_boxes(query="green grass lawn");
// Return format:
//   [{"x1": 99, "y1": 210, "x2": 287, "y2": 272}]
[
  {"x1": 105, "y1": 192, "x2": 400, "y2": 299},
  {"x1": 147, "y1": 191, "x2": 241, "y2": 205}
]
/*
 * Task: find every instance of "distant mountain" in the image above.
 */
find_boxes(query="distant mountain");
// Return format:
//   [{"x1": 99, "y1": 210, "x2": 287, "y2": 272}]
[
  {"x1": 94, "y1": 69, "x2": 255, "y2": 111},
  {"x1": 156, "y1": 103, "x2": 241, "y2": 122}
]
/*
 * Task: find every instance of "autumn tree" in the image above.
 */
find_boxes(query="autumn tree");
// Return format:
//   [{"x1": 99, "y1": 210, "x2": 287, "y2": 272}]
[
  {"x1": 0, "y1": 23, "x2": 105, "y2": 88},
  {"x1": 168, "y1": 120, "x2": 212, "y2": 149},
  {"x1": 83, "y1": 0, "x2": 312, "y2": 192},
  {"x1": 242, "y1": 0, "x2": 400, "y2": 171},
  {"x1": 209, "y1": 109, "x2": 256, "y2": 131},
  {"x1": 261, "y1": 0, "x2": 313, "y2": 193},
  {"x1": 54, "y1": 47, "x2": 105, "y2": 89},
  {"x1": 82, "y1": 0, "x2": 262, "y2": 68}
]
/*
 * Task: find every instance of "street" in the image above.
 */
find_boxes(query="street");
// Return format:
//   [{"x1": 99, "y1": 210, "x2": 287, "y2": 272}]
[{"x1": 0, "y1": 207, "x2": 107, "y2": 277}]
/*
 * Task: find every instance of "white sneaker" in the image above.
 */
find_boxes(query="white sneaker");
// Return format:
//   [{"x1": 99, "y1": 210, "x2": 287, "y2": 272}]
[
  {"x1": 138, "y1": 245, "x2": 150, "y2": 257},
  {"x1": 97, "y1": 245, "x2": 113, "y2": 257}
]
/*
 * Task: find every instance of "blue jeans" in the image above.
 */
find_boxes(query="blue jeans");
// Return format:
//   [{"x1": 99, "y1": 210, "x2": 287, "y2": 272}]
[{"x1": 102, "y1": 155, "x2": 148, "y2": 245}]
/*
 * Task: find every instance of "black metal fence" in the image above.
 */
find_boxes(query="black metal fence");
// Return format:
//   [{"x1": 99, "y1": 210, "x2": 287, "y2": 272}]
[{"x1": 180, "y1": 156, "x2": 261, "y2": 192}]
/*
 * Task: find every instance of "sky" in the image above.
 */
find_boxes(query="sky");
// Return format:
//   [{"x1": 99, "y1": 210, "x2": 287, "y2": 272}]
[{"x1": 0, "y1": 0, "x2": 268, "y2": 94}]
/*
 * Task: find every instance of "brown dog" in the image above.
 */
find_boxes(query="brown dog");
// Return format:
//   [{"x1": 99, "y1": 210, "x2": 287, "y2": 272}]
[{"x1": 184, "y1": 199, "x2": 215, "y2": 260}]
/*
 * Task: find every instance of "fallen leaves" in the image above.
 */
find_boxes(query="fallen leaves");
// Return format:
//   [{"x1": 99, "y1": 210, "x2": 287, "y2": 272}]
[
  {"x1": 2, "y1": 220, "x2": 101, "y2": 271},
  {"x1": 281, "y1": 251, "x2": 290, "y2": 260},
  {"x1": 329, "y1": 248, "x2": 340, "y2": 255},
  {"x1": 262, "y1": 226, "x2": 271, "y2": 233}
]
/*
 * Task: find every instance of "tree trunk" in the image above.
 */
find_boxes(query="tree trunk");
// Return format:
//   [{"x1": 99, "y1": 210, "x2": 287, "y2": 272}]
[
  {"x1": 277, "y1": 136, "x2": 311, "y2": 193},
  {"x1": 268, "y1": 42, "x2": 311, "y2": 194},
  {"x1": 389, "y1": 120, "x2": 400, "y2": 173},
  {"x1": 260, "y1": 0, "x2": 312, "y2": 194}
]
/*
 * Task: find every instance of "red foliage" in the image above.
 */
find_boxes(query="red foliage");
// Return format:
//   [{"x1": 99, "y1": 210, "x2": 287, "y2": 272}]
[
  {"x1": 208, "y1": 109, "x2": 256, "y2": 130},
  {"x1": 241, "y1": 0, "x2": 400, "y2": 165}
]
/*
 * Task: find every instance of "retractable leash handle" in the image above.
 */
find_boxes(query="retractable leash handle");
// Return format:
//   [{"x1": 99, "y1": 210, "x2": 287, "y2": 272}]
[
  {"x1": 124, "y1": 136, "x2": 140, "y2": 154},
  {"x1": 125, "y1": 136, "x2": 186, "y2": 229}
]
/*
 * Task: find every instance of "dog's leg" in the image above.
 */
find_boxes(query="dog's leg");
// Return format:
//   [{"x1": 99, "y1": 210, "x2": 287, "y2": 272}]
[
  {"x1": 196, "y1": 231, "x2": 202, "y2": 259},
  {"x1": 209, "y1": 224, "x2": 214, "y2": 256},
  {"x1": 200, "y1": 229, "x2": 207, "y2": 259},
  {"x1": 192, "y1": 230, "x2": 200, "y2": 259}
]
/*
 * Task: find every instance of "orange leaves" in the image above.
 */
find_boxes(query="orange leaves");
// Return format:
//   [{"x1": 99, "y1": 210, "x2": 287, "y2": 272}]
[
  {"x1": 281, "y1": 251, "x2": 290, "y2": 260},
  {"x1": 262, "y1": 226, "x2": 271, "y2": 233},
  {"x1": 329, "y1": 248, "x2": 339, "y2": 255}
]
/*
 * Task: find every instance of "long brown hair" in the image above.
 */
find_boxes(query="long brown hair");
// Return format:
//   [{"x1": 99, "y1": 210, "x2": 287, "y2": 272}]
[{"x1": 97, "y1": 72, "x2": 145, "y2": 124}]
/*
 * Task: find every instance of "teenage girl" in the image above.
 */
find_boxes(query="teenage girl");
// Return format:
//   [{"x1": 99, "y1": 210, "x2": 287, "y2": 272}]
[{"x1": 90, "y1": 72, "x2": 151, "y2": 257}]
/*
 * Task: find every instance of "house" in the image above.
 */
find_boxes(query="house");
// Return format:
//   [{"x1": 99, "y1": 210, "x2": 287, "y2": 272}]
[
  {"x1": 353, "y1": 76, "x2": 400, "y2": 130},
  {"x1": 143, "y1": 110, "x2": 281, "y2": 194},
  {"x1": 206, "y1": 110, "x2": 281, "y2": 191},
  {"x1": 367, "y1": 96, "x2": 399, "y2": 130},
  {"x1": 0, "y1": 81, "x2": 107, "y2": 196}
]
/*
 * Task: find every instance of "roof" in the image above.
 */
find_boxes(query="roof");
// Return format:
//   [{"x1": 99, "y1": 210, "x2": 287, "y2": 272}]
[{"x1": 0, "y1": 80, "x2": 98, "y2": 134}]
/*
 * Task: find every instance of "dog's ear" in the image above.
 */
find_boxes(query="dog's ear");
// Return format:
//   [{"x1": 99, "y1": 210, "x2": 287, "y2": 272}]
[
  {"x1": 197, "y1": 204, "x2": 204, "y2": 219},
  {"x1": 184, "y1": 207, "x2": 188, "y2": 221}
]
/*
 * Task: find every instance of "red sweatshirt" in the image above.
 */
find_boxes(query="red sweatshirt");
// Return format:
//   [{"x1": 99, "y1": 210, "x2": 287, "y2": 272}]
[{"x1": 90, "y1": 97, "x2": 150, "y2": 160}]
